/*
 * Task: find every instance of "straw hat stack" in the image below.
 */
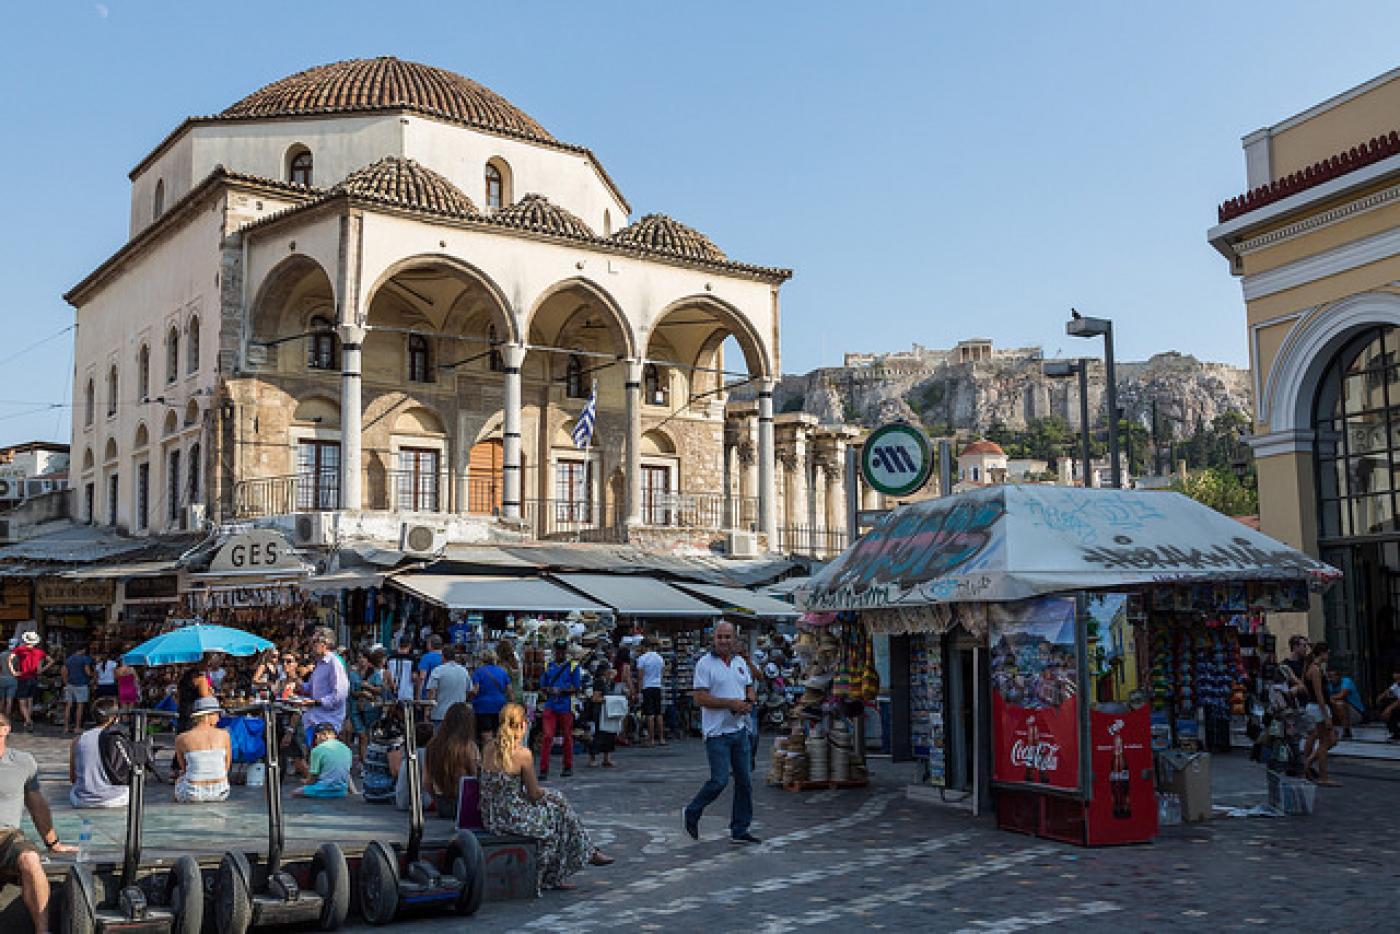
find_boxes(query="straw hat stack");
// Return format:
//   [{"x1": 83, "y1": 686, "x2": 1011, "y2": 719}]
[
  {"x1": 829, "y1": 720, "x2": 854, "y2": 782},
  {"x1": 806, "y1": 733, "x2": 830, "y2": 783}
]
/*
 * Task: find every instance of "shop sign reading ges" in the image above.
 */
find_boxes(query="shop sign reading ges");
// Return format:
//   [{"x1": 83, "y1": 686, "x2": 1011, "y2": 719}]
[
  {"x1": 861, "y1": 424, "x2": 933, "y2": 497},
  {"x1": 210, "y1": 530, "x2": 300, "y2": 573}
]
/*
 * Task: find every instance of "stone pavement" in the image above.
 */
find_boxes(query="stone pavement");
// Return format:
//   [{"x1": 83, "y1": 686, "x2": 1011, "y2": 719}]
[{"x1": 6, "y1": 727, "x2": 1397, "y2": 932}]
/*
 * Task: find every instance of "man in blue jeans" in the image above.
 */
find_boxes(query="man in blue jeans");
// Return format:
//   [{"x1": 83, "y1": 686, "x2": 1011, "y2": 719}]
[{"x1": 683, "y1": 622, "x2": 760, "y2": 845}]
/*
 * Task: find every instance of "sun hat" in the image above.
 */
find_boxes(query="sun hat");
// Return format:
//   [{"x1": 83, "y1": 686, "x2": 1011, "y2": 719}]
[
  {"x1": 20, "y1": 631, "x2": 40, "y2": 646},
  {"x1": 190, "y1": 696, "x2": 223, "y2": 719}
]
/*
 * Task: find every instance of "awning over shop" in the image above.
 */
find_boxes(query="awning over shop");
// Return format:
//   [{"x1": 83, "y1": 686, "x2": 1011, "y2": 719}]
[
  {"x1": 303, "y1": 569, "x2": 390, "y2": 594},
  {"x1": 672, "y1": 582, "x2": 801, "y2": 620},
  {"x1": 551, "y1": 573, "x2": 722, "y2": 619},
  {"x1": 390, "y1": 574, "x2": 610, "y2": 614},
  {"x1": 60, "y1": 561, "x2": 180, "y2": 580},
  {"x1": 799, "y1": 485, "x2": 1342, "y2": 612}
]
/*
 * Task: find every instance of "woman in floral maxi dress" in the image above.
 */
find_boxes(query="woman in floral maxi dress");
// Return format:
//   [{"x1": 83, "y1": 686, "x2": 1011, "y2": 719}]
[{"x1": 480, "y1": 703, "x2": 614, "y2": 891}]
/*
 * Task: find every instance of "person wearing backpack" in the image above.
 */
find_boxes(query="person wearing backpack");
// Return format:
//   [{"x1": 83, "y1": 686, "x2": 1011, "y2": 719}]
[
  {"x1": 8, "y1": 631, "x2": 52, "y2": 733},
  {"x1": 68, "y1": 697, "x2": 129, "y2": 809}
]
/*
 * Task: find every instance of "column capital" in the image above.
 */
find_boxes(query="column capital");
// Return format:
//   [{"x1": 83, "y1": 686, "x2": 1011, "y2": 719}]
[
  {"x1": 502, "y1": 342, "x2": 527, "y2": 370},
  {"x1": 624, "y1": 358, "x2": 644, "y2": 384},
  {"x1": 337, "y1": 324, "x2": 367, "y2": 346}
]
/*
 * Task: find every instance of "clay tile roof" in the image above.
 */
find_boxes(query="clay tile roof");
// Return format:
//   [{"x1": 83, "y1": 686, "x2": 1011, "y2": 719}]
[
  {"x1": 610, "y1": 213, "x2": 726, "y2": 262},
  {"x1": 331, "y1": 157, "x2": 479, "y2": 218},
  {"x1": 221, "y1": 57, "x2": 556, "y2": 145},
  {"x1": 960, "y1": 440, "x2": 1006, "y2": 457},
  {"x1": 1217, "y1": 129, "x2": 1400, "y2": 223},
  {"x1": 490, "y1": 193, "x2": 595, "y2": 239}
]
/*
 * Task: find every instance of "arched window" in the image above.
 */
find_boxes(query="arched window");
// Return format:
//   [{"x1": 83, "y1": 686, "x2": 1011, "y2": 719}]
[
  {"x1": 307, "y1": 315, "x2": 337, "y2": 370},
  {"x1": 106, "y1": 365, "x2": 118, "y2": 417},
  {"x1": 152, "y1": 179, "x2": 164, "y2": 220},
  {"x1": 289, "y1": 148, "x2": 313, "y2": 187},
  {"x1": 188, "y1": 442, "x2": 201, "y2": 505},
  {"x1": 84, "y1": 379, "x2": 95, "y2": 427},
  {"x1": 165, "y1": 326, "x2": 179, "y2": 384},
  {"x1": 137, "y1": 345, "x2": 150, "y2": 401},
  {"x1": 644, "y1": 364, "x2": 668, "y2": 406},
  {"x1": 487, "y1": 324, "x2": 503, "y2": 372},
  {"x1": 167, "y1": 448, "x2": 182, "y2": 523},
  {"x1": 485, "y1": 163, "x2": 504, "y2": 210},
  {"x1": 408, "y1": 334, "x2": 432, "y2": 383},
  {"x1": 565, "y1": 355, "x2": 585, "y2": 399},
  {"x1": 186, "y1": 316, "x2": 200, "y2": 374}
]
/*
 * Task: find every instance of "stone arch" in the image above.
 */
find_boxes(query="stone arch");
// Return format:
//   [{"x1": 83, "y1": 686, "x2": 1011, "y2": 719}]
[
  {"x1": 1262, "y1": 291, "x2": 1400, "y2": 434},
  {"x1": 184, "y1": 400, "x2": 201, "y2": 427},
  {"x1": 82, "y1": 448, "x2": 94, "y2": 472},
  {"x1": 649, "y1": 293, "x2": 772, "y2": 379},
  {"x1": 103, "y1": 438, "x2": 118, "y2": 463},
  {"x1": 292, "y1": 395, "x2": 341, "y2": 428},
  {"x1": 641, "y1": 428, "x2": 676, "y2": 456},
  {"x1": 133, "y1": 422, "x2": 149, "y2": 450},
  {"x1": 248, "y1": 253, "x2": 338, "y2": 343},
  {"x1": 394, "y1": 406, "x2": 446, "y2": 436},
  {"x1": 162, "y1": 409, "x2": 179, "y2": 437},
  {"x1": 525, "y1": 277, "x2": 636, "y2": 359},
  {"x1": 363, "y1": 254, "x2": 517, "y2": 344}
]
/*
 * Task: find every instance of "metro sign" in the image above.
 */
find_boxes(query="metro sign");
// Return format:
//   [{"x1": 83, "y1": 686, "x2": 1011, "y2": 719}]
[{"x1": 860, "y1": 423, "x2": 932, "y2": 497}]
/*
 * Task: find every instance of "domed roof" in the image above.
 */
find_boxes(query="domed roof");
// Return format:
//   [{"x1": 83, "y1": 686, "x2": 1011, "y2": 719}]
[
  {"x1": 611, "y1": 214, "x2": 726, "y2": 262},
  {"x1": 960, "y1": 440, "x2": 1006, "y2": 457},
  {"x1": 221, "y1": 57, "x2": 555, "y2": 145},
  {"x1": 331, "y1": 157, "x2": 479, "y2": 218},
  {"x1": 490, "y1": 193, "x2": 595, "y2": 240}
]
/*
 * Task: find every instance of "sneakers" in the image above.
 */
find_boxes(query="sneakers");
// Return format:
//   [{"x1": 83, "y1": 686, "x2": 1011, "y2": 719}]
[
  {"x1": 682, "y1": 808, "x2": 698, "y2": 840},
  {"x1": 730, "y1": 832, "x2": 762, "y2": 845},
  {"x1": 561, "y1": 767, "x2": 573, "y2": 778}
]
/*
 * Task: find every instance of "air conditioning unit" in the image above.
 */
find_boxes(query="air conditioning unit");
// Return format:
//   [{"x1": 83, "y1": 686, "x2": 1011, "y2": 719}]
[
  {"x1": 182, "y1": 504, "x2": 207, "y2": 532},
  {"x1": 400, "y1": 523, "x2": 447, "y2": 558},
  {"x1": 294, "y1": 511, "x2": 336, "y2": 547},
  {"x1": 0, "y1": 469, "x2": 25, "y2": 501},
  {"x1": 23, "y1": 479, "x2": 57, "y2": 498},
  {"x1": 727, "y1": 530, "x2": 759, "y2": 559}
]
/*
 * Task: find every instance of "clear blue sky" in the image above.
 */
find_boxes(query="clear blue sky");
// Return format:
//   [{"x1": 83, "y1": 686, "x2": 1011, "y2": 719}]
[{"x1": 3, "y1": 1, "x2": 1399, "y2": 447}]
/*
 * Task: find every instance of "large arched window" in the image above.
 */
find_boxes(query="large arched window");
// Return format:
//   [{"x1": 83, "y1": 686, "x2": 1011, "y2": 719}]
[
  {"x1": 485, "y1": 163, "x2": 504, "y2": 210},
  {"x1": 487, "y1": 324, "x2": 503, "y2": 372},
  {"x1": 187, "y1": 442, "x2": 201, "y2": 505},
  {"x1": 137, "y1": 345, "x2": 150, "y2": 401},
  {"x1": 165, "y1": 326, "x2": 179, "y2": 384},
  {"x1": 307, "y1": 315, "x2": 337, "y2": 370},
  {"x1": 167, "y1": 448, "x2": 182, "y2": 523},
  {"x1": 408, "y1": 334, "x2": 432, "y2": 383},
  {"x1": 644, "y1": 363, "x2": 668, "y2": 406},
  {"x1": 565, "y1": 355, "x2": 585, "y2": 399},
  {"x1": 288, "y1": 147, "x2": 313, "y2": 187},
  {"x1": 106, "y1": 365, "x2": 118, "y2": 417},
  {"x1": 84, "y1": 379, "x2": 95, "y2": 427},
  {"x1": 186, "y1": 316, "x2": 200, "y2": 374},
  {"x1": 152, "y1": 179, "x2": 164, "y2": 220}
]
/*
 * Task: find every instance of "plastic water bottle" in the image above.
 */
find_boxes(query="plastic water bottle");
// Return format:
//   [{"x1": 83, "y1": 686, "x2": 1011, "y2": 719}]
[{"x1": 77, "y1": 817, "x2": 93, "y2": 863}]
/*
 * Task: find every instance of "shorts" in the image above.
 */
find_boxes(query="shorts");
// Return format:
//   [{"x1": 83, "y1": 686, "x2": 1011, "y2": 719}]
[
  {"x1": 642, "y1": 687, "x2": 662, "y2": 717},
  {"x1": 301, "y1": 780, "x2": 348, "y2": 799},
  {"x1": 1302, "y1": 703, "x2": 1328, "y2": 733},
  {"x1": 475, "y1": 711, "x2": 500, "y2": 735},
  {"x1": 0, "y1": 682, "x2": 14, "y2": 701},
  {"x1": 95, "y1": 683, "x2": 118, "y2": 699},
  {"x1": 65, "y1": 686, "x2": 90, "y2": 704},
  {"x1": 0, "y1": 829, "x2": 37, "y2": 874},
  {"x1": 14, "y1": 679, "x2": 36, "y2": 701}
]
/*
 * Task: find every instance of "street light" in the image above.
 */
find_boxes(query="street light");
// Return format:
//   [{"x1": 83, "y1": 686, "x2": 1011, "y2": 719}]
[
  {"x1": 1067, "y1": 309, "x2": 1121, "y2": 488},
  {"x1": 1043, "y1": 359, "x2": 1093, "y2": 488}
]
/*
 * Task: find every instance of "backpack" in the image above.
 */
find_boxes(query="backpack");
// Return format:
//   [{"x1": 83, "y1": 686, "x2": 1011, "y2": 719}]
[{"x1": 98, "y1": 724, "x2": 149, "y2": 786}]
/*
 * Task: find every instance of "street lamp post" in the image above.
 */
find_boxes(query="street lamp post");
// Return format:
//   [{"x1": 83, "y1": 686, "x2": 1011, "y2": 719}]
[
  {"x1": 1067, "y1": 310, "x2": 1121, "y2": 488},
  {"x1": 1043, "y1": 359, "x2": 1093, "y2": 488}
]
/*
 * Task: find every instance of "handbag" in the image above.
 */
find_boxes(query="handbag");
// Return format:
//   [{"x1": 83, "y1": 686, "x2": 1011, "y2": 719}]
[{"x1": 456, "y1": 776, "x2": 483, "y2": 831}]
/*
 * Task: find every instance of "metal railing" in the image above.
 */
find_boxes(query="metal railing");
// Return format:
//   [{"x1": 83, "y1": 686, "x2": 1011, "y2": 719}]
[
  {"x1": 776, "y1": 524, "x2": 848, "y2": 558},
  {"x1": 233, "y1": 469, "x2": 339, "y2": 518},
  {"x1": 519, "y1": 497, "x2": 612, "y2": 539},
  {"x1": 636, "y1": 492, "x2": 759, "y2": 529}
]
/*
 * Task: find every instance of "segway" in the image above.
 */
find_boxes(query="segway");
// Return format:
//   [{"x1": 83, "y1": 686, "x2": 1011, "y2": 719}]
[
  {"x1": 212, "y1": 701, "x2": 349, "y2": 934},
  {"x1": 61, "y1": 709, "x2": 203, "y2": 934},
  {"x1": 357, "y1": 700, "x2": 485, "y2": 925}
]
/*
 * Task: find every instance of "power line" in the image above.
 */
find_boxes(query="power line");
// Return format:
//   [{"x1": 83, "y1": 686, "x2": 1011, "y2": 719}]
[{"x1": 0, "y1": 325, "x2": 75, "y2": 370}]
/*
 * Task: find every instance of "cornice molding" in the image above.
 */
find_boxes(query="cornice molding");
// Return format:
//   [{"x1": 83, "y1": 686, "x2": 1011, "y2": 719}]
[{"x1": 1236, "y1": 181, "x2": 1400, "y2": 255}]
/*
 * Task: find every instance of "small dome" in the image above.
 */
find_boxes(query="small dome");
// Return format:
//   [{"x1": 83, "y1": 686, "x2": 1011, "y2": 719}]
[
  {"x1": 221, "y1": 57, "x2": 555, "y2": 145},
  {"x1": 611, "y1": 214, "x2": 726, "y2": 262},
  {"x1": 491, "y1": 193, "x2": 595, "y2": 240},
  {"x1": 960, "y1": 440, "x2": 1006, "y2": 457},
  {"x1": 332, "y1": 157, "x2": 479, "y2": 218}
]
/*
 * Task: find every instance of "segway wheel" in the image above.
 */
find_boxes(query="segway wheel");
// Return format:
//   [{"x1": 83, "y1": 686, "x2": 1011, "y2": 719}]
[
  {"x1": 447, "y1": 830, "x2": 486, "y2": 916},
  {"x1": 213, "y1": 852, "x2": 252, "y2": 934},
  {"x1": 60, "y1": 864, "x2": 97, "y2": 934},
  {"x1": 356, "y1": 840, "x2": 401, "y2": 926},
  {"x1": 311, "y1": 842, "x2": 349, "y2": 931},
  {"x1": 168, "y1": 855, "x2": 205, "y2": 934}
]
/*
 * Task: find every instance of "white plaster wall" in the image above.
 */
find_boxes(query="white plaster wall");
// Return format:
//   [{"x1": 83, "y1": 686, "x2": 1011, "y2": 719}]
[
  {"x1": 129, "y1": 135, "x2": 194, "y2": 237},
  {"x1": 73, "y1": 200, "x2": 223, "y2": 532},
  {"x1": 244, "y1": 212, "x2": 346, "y2": 327},
  {"x1": 191, "y1": 116, "x2": 404, "y2": 193},
  {"x1": 401, "y1": 117, "x2": 628, "y2": 232}
]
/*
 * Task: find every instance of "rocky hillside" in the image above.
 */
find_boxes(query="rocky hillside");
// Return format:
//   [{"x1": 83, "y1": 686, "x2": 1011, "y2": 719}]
[{"x1": 769, "y1": 348, "x2": 1250, "y2": 439}]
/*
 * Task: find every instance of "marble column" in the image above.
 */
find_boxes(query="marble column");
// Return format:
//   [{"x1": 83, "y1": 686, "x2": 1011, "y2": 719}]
[
  {"x1": 502, "y1": 343, "x2": 525, "y2": 520},
  {"x1": 337, "y1": 324, "x2": 365, "y2": 510},
  {"x1": 757, "y1": 380, "x2": 777, "y2": 544},
  {"x1": 624, "y1": 358, "x2": 643, "y2": 526}
]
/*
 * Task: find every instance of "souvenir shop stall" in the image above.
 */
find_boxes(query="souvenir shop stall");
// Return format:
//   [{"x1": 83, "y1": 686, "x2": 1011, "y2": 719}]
[
  {"x1": 35, "y1": 575, "x2": 115, "y2": 653},
  {"x1": 178, "y1": 528, "x2": 318, "y2": 644},
  {"x1": 798, "y1": 484, "x2": 1340, "y2": 846}
]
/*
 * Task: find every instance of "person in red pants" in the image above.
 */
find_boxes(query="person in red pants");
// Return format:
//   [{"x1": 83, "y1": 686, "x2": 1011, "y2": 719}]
[{"x1": 538, "y1": 640, "x2": 581, "y2": 779}]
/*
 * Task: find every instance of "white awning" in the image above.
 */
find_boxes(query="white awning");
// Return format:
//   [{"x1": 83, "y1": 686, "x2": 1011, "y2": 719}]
[
  {"x1": 60, "y1": 561, "x2": 181, "y2": 580},
  {"x1": 390, "y1": 574, "x2": 610, "y2": 614},
  {"x1": 672, "y1": 582, "x2": 800, "y2": 620},
  {"x1": 551, "y1": 573, "x2": 722, "y2": 619}
]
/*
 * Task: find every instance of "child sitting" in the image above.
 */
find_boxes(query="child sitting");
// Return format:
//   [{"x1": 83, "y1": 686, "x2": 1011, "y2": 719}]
[{"x1": 296, "y1": 722, "x2": 353, "y2": 798}]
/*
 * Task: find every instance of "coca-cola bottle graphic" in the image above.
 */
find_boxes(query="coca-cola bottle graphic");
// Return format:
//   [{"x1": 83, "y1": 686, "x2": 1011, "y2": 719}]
[
  {"x1": 1110, "y1": 733, "x2": 1131, "y2": 819},
  {"x1": 1024, "y1": 715, "x2": 1040, "y2": 784}
]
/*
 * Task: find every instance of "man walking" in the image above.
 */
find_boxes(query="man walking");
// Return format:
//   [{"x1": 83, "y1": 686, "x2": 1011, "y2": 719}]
[
  {"x1": 298, "y1": 627, "x2": 349, "y2": 754},
  {"x1": 539, "y1": 639, "x2": 580, "y2": 779},
  {"x1": 416, "y1": 635, "x2": 445, "y2": 700},
  {"x1": 425, "y1": 644, "x2": 473, "y2": 726},
  {"x1": 8, "y1": 632, "x2": 51, "y2": 733},
  {"x1": 386, "y1": 637, "x2": 417, "y2": 703},
  {"x1": 0, "y1": 710, "x2": 77, "y2": 933},
  {"x1": 636, "y1": 638, "x2": 667, "y2": 746},
  {"x1": 62, "y1": 643, "x2": 95, "y2": 735},
  {"x1": 683, "y1": 622, "x2": 759, "y2": 845}
]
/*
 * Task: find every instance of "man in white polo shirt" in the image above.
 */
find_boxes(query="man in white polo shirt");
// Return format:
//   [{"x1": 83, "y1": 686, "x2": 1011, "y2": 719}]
[{"x1": 682, "y1": 622, "x2": 759, "y2": 845}]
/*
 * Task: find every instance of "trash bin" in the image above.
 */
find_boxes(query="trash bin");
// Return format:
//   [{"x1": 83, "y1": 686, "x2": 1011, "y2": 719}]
[{"x1": 1156, "y1": 751, "x2": 1211, "y2": 822}]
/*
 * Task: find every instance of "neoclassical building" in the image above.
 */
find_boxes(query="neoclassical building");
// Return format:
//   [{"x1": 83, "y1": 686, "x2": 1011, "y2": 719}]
[
  {"x1": 1209, "y1": 65, "x2": 1400, "y2": 693},
  {"x1": 66, "y1": 57, "x2": 795, "y2": 552}
]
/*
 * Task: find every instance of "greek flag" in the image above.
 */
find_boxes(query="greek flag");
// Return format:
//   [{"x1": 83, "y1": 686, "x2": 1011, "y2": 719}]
[{"x1": 571, "y1": 383, "x2": 597, "y2": 449}]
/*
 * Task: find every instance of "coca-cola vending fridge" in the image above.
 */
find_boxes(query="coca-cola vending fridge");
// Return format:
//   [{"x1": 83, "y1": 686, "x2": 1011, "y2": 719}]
[{"x1": 991, "y1": 593, "x2": 1157, "y2": 846}]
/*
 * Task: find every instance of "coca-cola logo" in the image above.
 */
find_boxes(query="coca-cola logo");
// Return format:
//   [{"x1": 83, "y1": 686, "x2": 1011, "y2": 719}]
[{"x1": 1010, "y1": 739, "x2": 1060, "y2": 772}]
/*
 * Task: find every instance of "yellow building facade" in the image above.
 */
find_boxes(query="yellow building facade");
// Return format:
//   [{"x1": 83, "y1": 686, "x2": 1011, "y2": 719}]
[{"x1": 1210, "y1": 67, "x2": 1400, "y2": 693}]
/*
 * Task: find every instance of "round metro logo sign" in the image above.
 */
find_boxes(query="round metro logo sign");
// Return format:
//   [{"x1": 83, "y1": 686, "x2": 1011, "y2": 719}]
[{"x1": 861, "y1": 423, "x2": 933, "y2": 497}]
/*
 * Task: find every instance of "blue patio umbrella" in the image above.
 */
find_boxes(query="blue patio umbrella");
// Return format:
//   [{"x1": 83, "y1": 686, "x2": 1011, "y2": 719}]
[{"x1": 122, "y1": 623, "x2": 275, "y2": 667}]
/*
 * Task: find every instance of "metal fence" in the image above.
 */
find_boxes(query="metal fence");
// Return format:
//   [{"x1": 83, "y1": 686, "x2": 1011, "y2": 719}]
[{"x1": 233, "y1": 469, "x2": 339, "y2": 518}]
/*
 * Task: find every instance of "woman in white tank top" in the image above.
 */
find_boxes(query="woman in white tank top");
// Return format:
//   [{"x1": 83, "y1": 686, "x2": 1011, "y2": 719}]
[{"x1": 173, "y1": 696, "x2": 231, "y2": 803}]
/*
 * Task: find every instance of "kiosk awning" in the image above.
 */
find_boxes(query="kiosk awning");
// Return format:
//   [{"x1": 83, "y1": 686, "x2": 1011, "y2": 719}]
[
  {"x1": 551, "y1": 573, "x2": 722, "y2": 619},
  {"x1": 672, "y1": 582, "x2": 800, "y2": 620},
  {"x1": 390, "y1": 574, "x2": 609, "y2": 614}
]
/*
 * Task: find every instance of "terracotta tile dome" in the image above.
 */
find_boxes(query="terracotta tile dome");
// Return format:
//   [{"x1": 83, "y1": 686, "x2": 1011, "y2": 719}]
[
  {"x1": 960, "y1": 440, "x2": 1006, "y2": 457},
  {"x1": 221, "y1": 57, "x2": 556, "y2": 144},
  {"x1": 610, "y1": 214, "x2": 726, "y2": 262},
  {"x1": 331, "y1": 157, "x2": 479, "y2": 218},
  {"x1": 490, "y1": 193, "x2": 595, "y2": 240}
]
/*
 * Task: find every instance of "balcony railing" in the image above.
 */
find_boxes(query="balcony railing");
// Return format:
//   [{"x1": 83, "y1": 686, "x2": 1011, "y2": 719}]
[
  {"x1": 776, "y1": 524, "x2": 848, "y2": 558},
  {"x1": 233, "y1": 469, "x2": 339, "y2": 518}
]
